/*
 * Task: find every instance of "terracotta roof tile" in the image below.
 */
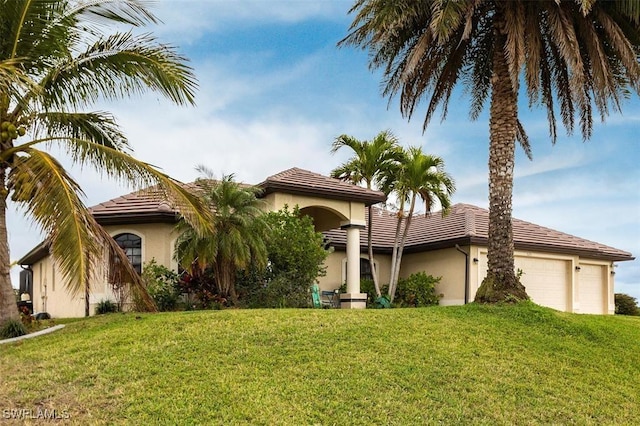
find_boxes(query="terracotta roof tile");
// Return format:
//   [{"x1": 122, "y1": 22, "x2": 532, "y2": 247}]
[
  {"x1": 323, "y1": 203, "x2": 634, "y2": 262},
  {"x1": 89, "y1": 188, "x2": 179, "y2": 224},
  {"x1": 258, "y1": 167, "x2": 386, "y2": 206}
]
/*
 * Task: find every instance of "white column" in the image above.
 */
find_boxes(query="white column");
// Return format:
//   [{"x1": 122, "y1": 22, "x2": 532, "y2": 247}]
[
  {"x1": 346, "y1": 226, "x2": 360, "y2": 294},
  {"x1": 340, "y1": 223, "x2": 367, "y2": 309}
]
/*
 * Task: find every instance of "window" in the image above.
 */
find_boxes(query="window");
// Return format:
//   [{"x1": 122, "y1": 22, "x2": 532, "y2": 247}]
[
  {"x1": 114, "y1": 233, "x2": 142, "y2": 274},
  {"x1": 360, "y1": 258, "x2": 373, "y2": 281},
  {"x1": 341, "y1": 257, "x2": 378, "y2": 283}
]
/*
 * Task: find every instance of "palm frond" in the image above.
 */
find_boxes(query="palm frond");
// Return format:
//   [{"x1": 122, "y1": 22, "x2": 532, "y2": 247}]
[
  {"x1": 74, "y1": 0, "x2": 160, "y2": 27},
  {"x1": 7, "y1": 147, "x2": 156, "y2": 310},
  {"x1": 36, "y1": 32, "x2": 196, "y2": 111},
  {"x1": 8, "y1": 137, "x2": 214, "y2": 237},
  {"x1": 28, "y1": 111, "x2": 130, "y2": 152}
]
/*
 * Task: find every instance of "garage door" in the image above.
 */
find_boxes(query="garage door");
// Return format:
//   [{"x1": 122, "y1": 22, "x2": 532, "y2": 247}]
[
  {"x1": 578, "y1": 264, "x2": 605, "y2": 314},
  {"x1": 477, "y1": 254, "x2": 569, "y2": 312}
]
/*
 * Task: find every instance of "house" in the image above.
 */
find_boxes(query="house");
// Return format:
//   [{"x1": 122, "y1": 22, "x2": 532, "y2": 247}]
[{"x1": 17, "y1": 167, "x2": 634, "y2": 317}]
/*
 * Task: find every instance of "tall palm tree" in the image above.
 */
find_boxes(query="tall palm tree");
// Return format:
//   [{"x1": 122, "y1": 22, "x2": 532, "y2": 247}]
[
  {"x1": 0, "y1": 0, "x2": 213, "y2": 322},
  {"x1": 175, "y1": 168, "x2": 269, "y2": 305},
  {"x1": 330, "y1": 130, "x2": 402, "y2": 297},
  {"x1": 342, "y1": 0, "x2": 640, "y2": 303},
  {"x1": 388, "y1": 147, "x2": 454, "y2": 302}
]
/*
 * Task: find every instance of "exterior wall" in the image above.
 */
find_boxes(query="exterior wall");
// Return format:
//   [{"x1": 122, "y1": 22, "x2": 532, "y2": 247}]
[
  {"x1": 316, "y1": 250, "x2": 392, "y2": 291},
  {"x1": 262, "y1": 193, "x2": 365, "y2": 231},
  {"x1": 401, "y1": 248, "x2": 467, "y2": 306},
  {"x1": 30, "y1": 222, "x2": 177, "y2": 318},
  {"x1": 103, "y1": 223, "x2": 177, "y2": 271},
  {"x1": 471, "y1": 247, "x2": 614, "y2": 315}
]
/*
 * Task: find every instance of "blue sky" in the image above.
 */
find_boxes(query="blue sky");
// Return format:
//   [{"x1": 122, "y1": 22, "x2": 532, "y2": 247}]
[{"x1": 8, "y1": 1, "x2": 640, "y2": 300}]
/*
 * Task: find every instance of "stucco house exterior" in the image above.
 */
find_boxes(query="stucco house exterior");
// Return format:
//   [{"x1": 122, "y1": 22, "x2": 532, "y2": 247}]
[{"x1": 17, "y1": 167, "x2": 634, "y2": 317}]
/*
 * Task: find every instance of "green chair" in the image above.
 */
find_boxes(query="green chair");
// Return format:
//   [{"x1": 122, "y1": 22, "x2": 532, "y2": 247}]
[{"x1": 311, "y1": 284, "x2": 322, "y2": 308}]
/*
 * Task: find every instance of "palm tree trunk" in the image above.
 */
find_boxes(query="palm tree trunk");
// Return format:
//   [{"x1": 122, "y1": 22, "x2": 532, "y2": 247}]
[
  {"x1": 0, "y1": 172, "x2": 19, "y2": 323},
  {"x1": 227, "y1": 265, "x2": 238, "y2": 305},
  {"x1": 388, "y1": 210, "x2": 404, "y2": 300},
  {"x1": 475, "y1": 12, "x2": 528, "y2": 303},
  {"x1": 367, "y1": 205, "x2": 381, "y2": 297},
  {"x1": 389, "y1": 195, "x2": 416, "y2": 303}
]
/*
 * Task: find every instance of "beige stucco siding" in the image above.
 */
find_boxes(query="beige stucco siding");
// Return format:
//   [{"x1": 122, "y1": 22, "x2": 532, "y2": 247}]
[
  {"x1": 104, "y1": 223, "x2": 177, "y2": 270},
  {"x1": 262, "y1": 193, "x2": 365, "y2": 231},
  {"x1": 401, "y1": 248, "x2": 467, "y2": 305},
  {"x1": 316, "y1": 251, "x2": 393, "y2": 291},
  {"x1": 29, "y1": 222, "x2": 177, "y2": 318}
]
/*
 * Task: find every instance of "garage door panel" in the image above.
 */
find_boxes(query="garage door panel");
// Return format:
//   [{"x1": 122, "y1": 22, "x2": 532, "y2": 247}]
[
  {"x1": 578, "y1": 264, "x2": 605, "y2": 314},
  {"x1": 477, "y1": 254, "x2": 569, "y2": 312}
]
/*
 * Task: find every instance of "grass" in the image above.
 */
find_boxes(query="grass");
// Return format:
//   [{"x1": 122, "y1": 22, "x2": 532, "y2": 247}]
[{"x1": 1, "y1": 302, "x2": 639, "y2": 425}]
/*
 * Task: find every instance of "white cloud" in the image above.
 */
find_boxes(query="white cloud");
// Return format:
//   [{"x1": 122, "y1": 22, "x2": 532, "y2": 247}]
[{"x1": 150, "y1": 0, "x2": 351, "y2": 43}]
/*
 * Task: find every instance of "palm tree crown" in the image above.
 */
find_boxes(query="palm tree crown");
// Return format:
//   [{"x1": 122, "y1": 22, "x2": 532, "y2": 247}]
[
  {"x1": 342, "y1": 0, "x2": 639, "y2": 303},
  {"x1": 175, "y1": 168, "x2": 269, "y2": 305},
  {"x1": 330, "y1": 130, "x2": 403, "y2": 297},
  {"x1": 0, "y1": 0, "x2": 211, "y2": 321},
  {"x1": 388, "y1": 147, "x2": 455, "y2": 301}
]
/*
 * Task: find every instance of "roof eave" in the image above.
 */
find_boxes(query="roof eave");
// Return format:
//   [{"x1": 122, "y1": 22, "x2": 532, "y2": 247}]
[
  {"x1": 93, "y1": 212, "x2": 178, "y2": 226},
  {"x1": 18, "y1": 241, "x2": 49, "y2": 266},
  {"x1": 259, "y1": 182, "x2": 386, "y2": 206}
]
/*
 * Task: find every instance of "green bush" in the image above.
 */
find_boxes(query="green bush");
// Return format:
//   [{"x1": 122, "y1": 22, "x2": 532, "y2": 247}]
[
  {"x1": 0, "y1": 319, "x2": 27, "y2": 339},
  {"x1": 615, "y1": 293, "x2": 639, "y2": 316},
  {"x1": 395, "y1": 272, "x2": 441, "y2": 307},
  {"x1": 96, "y1": 299, "x2": 119, "y2": 315},
  {"x1": 238, "y1": 206, "x2": 330, "y2": 308},
  {"x1": 141, "y1": 259, "x2": 182, "y2": 312}
]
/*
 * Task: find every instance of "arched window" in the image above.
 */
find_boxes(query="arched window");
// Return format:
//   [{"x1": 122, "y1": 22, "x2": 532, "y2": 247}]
[{"x1": 114, "y1": 233, "x2": 142, "y2": 274}]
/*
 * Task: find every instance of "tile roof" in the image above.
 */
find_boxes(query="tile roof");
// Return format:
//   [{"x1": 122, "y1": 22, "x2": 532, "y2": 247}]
[
  {"x1": 257, "y1": 167, "x2": 386, "y2": 206},
  {"x1": 323, "y1": 203, "x2": 634, "y2": 262},
  {"x1": 89, "y1": 188, "x2": 178, "y2": 225},
  {"x1": 20, "y1": 171, "x2": 633, "y2": 265}
]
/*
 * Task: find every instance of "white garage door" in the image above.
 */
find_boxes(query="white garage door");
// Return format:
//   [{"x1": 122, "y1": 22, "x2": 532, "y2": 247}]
[
  {"x1": 578, "y1": 264, "x2": 605, "y2": 314},
  {"x1": 478, "y1": 254, "x2": 569, "y2": 312}
]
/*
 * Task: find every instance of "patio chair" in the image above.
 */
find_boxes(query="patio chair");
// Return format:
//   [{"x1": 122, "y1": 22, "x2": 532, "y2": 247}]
[
  {"x1": 311, "y1": 284, "x2": 322, "y2": 308},
  {"x1": 321, "y1": 289, "x2": 340, "y2": 308}
]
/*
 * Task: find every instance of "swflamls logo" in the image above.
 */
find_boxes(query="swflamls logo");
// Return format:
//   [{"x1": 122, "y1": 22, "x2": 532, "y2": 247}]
[{"x1": 2, "y1": 408, "x2": 70, "y2": 420}]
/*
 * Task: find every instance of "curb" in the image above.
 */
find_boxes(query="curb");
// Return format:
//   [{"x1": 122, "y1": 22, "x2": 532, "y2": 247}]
[{"x1": 0, "y1": 324, "x2": 66, "y2": 345}]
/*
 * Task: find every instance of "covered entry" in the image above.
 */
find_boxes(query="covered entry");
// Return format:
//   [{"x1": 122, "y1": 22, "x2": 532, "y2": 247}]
[{"x1": 258, "y1": 168, "x2": 386, "y2": 308}]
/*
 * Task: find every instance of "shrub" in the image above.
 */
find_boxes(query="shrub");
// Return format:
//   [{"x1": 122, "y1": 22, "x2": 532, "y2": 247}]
[
  {"x1": 0, "y1": 319, "x2": 27, "y2": 339},
  {"x1": 394, "y1": 272, "x2": 441, "y2": 307},
  {"x1": 238, "y1": 206, "x2": 330, "y2": 308},
  {"x1": 139, "y1": 259, "x2": 182, "y2": 312},
  {"x1": 615, "y1": 293, "x2": 639, "y2": 316},
  {"x1": 96, "y1": 299, "x2": 119, "y2": 315},
  {"x1": 179, "y1": 268, "x2": 225, "y2": 310}
]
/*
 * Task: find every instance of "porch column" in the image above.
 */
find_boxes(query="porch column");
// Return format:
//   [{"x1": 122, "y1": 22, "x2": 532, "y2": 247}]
[{"x1": 340, "y1": 222, "x2": 367, "y2": 309}]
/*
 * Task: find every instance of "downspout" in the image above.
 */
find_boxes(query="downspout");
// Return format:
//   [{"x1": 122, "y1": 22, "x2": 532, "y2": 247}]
[{"x1": 455, "y1": 245, "x2": 469, "y2": 304}]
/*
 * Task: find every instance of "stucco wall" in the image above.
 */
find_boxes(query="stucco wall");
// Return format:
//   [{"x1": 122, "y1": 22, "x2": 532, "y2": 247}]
[
  {"x1": 262, "y1": 193, "x2": 365, "y2": 231},
  {"x1": 30, "y1": 222, "x2": 177, "y2": 318},
  {"x1": 103, "y1": 223, "x2": 177, "y2": 270},
  {"x1": 401, "y1": 247, "x2": 467, "y2": 305},
  {"x1": 316, "y1": 250, "x2": 393, "y2": 291}
]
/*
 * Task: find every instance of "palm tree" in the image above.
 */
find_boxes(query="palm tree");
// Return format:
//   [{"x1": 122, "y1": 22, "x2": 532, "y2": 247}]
[
  {"x1": 342, "y1": 0, "x2": 640, "y2": 303},
  {"x1": 388, "y1": 147, "x2": 454, "y2": 303},
  {"x1": 0, "y1": 1, "x2": 213, "y2": 322},
  {"x1": 175, "y1": 168, "x2": 269, "y2": 305},
  {"x1": 330, "y1": 130, "x2": 402, "y2": 297}
]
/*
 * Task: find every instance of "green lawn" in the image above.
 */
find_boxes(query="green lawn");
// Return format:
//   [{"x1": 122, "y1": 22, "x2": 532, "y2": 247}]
[{"x1": 1, "y1": 302, "x2": 639, "y2": 425}]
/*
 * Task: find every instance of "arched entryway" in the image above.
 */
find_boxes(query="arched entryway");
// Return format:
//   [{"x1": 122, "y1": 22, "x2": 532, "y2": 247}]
[{"x1": 258, "y1": 168, "x2": 386, "y2": 308}]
